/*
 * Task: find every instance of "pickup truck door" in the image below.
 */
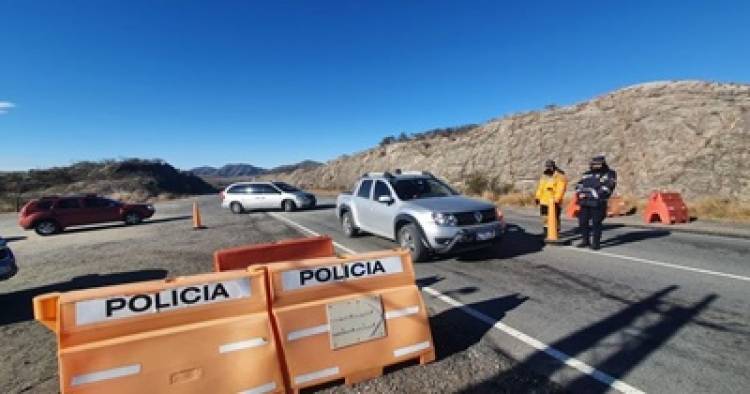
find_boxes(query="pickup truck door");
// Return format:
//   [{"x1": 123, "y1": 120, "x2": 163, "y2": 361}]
[
  {"x1": 369, "y1": 180, "x2": 398, "y2": 238},
  {"x1": 352, "y1": 179, "x2": 374, "y2": 232}
]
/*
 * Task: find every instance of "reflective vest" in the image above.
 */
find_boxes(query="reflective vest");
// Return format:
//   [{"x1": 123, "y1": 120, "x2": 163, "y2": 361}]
[{"x1": 535, "y1": 170, "x2": 567, "y2": 206}]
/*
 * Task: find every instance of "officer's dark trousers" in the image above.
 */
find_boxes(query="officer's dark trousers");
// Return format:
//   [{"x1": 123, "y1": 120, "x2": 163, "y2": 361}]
[{"x1": 578, "y1": 203, "x2": 607, "y2": 246}]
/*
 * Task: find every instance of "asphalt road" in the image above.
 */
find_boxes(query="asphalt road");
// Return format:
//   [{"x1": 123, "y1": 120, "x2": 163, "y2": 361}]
[
  {"x1": 1, "y1": 196, "x2": 748, "y2": 393},
  {"x1": 270, "y1": 197, "x2": 750, "y2": 393}
]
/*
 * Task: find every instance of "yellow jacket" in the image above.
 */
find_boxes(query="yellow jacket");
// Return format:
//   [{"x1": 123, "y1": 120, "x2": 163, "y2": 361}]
[{"x1": 535, "y1": 170, "x2": 567, "y2": 206}]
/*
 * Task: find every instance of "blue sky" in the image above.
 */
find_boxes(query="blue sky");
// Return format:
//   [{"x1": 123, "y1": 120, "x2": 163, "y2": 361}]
[{"x1": 1, "y1": 1, "x2": 749, "y2": 171}]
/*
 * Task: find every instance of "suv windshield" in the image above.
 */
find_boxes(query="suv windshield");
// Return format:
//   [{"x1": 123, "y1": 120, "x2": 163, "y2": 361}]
[
  {"x1": 272, "y1": 182, "x2": 300, "y2": 192},
  {"x1": 392, "y1": 178, "x2": 457, "y2": 200}
]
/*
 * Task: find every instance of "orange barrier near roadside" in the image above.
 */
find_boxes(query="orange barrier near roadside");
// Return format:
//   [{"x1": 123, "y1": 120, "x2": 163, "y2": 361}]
[
  {"x1": 263, "y1": 249, "x2": 435, "y2": 392},
  {"x1": 565, "y1": 195, "x2": 580, "y2": 218},
  {"x1": 643, "y1": 191, "x2": 689, "y2": 224},
  {"x1": 213, "y1": 236, "x2": 336, "y2": 272},
  {"x1": 606, "y1": 196, "x2": 627, "y2": 217},
  {"x1": 33, "y1": 270, "x2": 284, "y2": 394}
]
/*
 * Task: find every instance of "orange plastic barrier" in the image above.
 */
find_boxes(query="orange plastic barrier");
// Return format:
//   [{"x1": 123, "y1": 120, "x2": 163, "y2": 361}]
[
  {"x1": 565, "y1": 195, "x2": 580, "y2": 218},
  {"x1": 643, "y1": 191, "x2": 689, "y2": 224},
  {"x1": 264, "y1": 249, "x2": 435, "y2": 392},
  {"x1": 214, "y1": 236, "x2": 336, "y2": 272},
  {"x1": 33, "y1": 270, "x2": 284, "y2": 394},
  {"x1": 606, "y1": 196, "x2": 628, "y2": 217}
]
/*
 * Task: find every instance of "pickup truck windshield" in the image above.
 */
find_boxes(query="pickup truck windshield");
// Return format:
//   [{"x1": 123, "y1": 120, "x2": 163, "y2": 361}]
[
  {"x1": 392, "y1": 178, "x2": 456, "y2": 200},
  {"x1": 272, "y1": 182, "x2": 300, "y2": 192}
]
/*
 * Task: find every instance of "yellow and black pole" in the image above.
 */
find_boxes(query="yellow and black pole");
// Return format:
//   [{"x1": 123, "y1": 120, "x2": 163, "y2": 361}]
[{"x1": 544, "y1": 201, "x2": 564, "y2": 245}]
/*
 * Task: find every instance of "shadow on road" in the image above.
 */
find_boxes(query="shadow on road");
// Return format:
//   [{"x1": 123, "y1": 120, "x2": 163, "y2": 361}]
[
  {"x1": 57, "y1": 215, "x2": 192, "y2": 235},
  {"x1": 560, "y1": 224, "x2": 670, "y2": 248},
  {"x1": 599, "y1": 229, "x2": 670, "y2": 247},
  {"x1": 456, "y1": 224, "x2": 543, "y2": 261},
  {"x1": 2, "y1": 236, "x2": 27, "y2": 243},
  {"x1": 0, "y1": 269, "x2": 168, "y2": 326},
  {"x1": 458, "y1": 285, "x2": 716, "y2": 393}
]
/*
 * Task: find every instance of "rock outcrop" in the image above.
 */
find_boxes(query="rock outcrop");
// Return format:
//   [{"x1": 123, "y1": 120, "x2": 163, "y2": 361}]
[{"x1": 268, "y1": 81, "x2": 750, "y2": 201}]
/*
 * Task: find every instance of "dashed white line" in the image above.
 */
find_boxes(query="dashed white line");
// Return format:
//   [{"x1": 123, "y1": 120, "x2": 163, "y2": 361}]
[
  {"x1": 269, "y1": 212, "x2": 646, "y2": 394},
  {"x1": 565, "y1": 246, "x2": 750, "y2": 282}
]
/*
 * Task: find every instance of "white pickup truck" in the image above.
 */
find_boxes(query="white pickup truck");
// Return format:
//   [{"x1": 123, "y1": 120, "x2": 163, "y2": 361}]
[{"x1": 336, "y1": 171, "x2": 505, "y2": 262}]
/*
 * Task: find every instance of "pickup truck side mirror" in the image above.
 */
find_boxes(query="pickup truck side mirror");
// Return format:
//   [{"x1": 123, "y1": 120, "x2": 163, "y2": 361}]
[{"x1": 377, "y1": 195, "x2": 394, "y2": 204}]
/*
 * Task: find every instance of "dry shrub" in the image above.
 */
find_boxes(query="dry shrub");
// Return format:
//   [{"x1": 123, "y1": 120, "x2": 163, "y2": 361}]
[
  {"x1": 495, "y1": 192, "x2": 537, "y2": 207},
  {"x1": 688, "y1": 197, "x2": 750, "y2": 222}
]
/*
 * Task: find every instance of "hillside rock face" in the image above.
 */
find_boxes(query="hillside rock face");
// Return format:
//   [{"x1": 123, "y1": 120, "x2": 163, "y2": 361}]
[{"x1": 270, "y1": 81, "x2": 750, "y2": 201}]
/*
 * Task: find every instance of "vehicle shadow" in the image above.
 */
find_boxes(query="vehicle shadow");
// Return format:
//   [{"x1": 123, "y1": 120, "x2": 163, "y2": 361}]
[
  {"x1": 0, "y1": 269, "x2": 168, "y2": 326},
  {"x1": 458, "y1": 285, "x2": 716, "y2": 393},
  {"x1": 455, "y1": 224, "x2": 544, "y2": 261},
  {"x1": 57, "y1": 215, "x2": 192, "y2": 235}
]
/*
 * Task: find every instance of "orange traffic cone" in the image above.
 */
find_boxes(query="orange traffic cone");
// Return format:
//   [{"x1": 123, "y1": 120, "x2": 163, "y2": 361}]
[{"x1": 192, "y1": 201, "x2": 206, "y2": 230}]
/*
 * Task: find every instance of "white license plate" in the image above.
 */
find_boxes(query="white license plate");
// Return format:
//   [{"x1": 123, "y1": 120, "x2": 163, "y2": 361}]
[{"x1": 476, "y1": 230, "x2": 495, "y2": 241}]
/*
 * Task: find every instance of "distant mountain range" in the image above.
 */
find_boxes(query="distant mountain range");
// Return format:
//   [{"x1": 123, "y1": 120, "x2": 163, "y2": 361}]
[{"x1": 190, "y1": 160, "x2": 323, "y2": 178}]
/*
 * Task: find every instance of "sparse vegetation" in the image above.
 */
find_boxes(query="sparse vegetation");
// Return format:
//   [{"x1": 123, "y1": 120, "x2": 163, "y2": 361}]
[
  {"x1": 0, "y1": 159, "x2": 216, "y2": 212},
  {"x1": 688, "y1": 197, "x2": 750, "y2": 222}
]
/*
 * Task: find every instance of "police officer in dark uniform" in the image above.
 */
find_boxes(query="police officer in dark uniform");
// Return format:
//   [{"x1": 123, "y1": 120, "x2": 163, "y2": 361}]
[{"x1": 575, "y1": 155, "x2": 617, "y2": 250}]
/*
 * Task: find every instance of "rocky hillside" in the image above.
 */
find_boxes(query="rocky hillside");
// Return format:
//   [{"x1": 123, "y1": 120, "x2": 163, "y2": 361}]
[
  {"x1": 191, "y1": 163, "x2": 266, "y2": 177},
  {"x1": 191, "y1": 160, "x2": 322, "y2": 178},
  {"x1": 0, "y1": 159, "x2": 216, "y2": 211},
  {"x1": 268, "y1": 81, "x2": 750, "y2": 201}
]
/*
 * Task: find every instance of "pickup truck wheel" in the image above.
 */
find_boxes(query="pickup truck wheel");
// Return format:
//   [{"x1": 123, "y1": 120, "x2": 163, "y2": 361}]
[
  {"x1": 124, "y1": 212, "x2": 143, "y2": 225},
  {"x1": 398, "y1": 224, "x2": 429, "y2": 262},
  {"x1": 341, "y1": 211, "x2": 359, "y2": 237},
  {"x1": 282, "y1": 200, "x2": 297, "y2": 212},
  {"x1": 35, "y1": 220, "x2": 60, "y2": 236},
  {"x1": 230, "y1": 202, "x2": 244, "y2": 214}
]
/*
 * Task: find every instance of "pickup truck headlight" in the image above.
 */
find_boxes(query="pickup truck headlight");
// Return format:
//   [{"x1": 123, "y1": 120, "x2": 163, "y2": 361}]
[{"x1": 432, "y1": 212, "x2": 458, "y2": 226}]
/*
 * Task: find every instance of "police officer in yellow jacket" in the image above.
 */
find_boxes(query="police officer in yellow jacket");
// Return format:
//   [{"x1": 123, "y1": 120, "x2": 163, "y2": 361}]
[{"x1": 534, "y1": 160, "x2": 567, "y2": 237}]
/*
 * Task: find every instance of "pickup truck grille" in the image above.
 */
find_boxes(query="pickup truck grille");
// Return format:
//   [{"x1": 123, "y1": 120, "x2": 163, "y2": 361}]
[{"x1": 454, "y1": 209, "x2": 496, "y2": 226}]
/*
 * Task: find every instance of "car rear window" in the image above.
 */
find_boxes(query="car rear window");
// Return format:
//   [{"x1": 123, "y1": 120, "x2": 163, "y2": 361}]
[{"x1": 56, "y1": 198, "x2": 81, "y2": 209}]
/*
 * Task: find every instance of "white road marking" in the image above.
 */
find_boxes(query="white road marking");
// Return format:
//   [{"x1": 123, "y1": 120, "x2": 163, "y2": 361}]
[
  {"x1": 237, "y1": 382, "x2": 277, "y2": 394},
  {"x1": 294, "y1": 366, "x2": 340, "y2": 385},
  {"x1": 71, "y1": 364, "x2": 141, "y2": 386},
  {"x1": 269, "y1": 212, "x2": 357, "y2": 254},
  {"x1": 565, "y1": 246, "x2": 750, "y2": 282},
  {"x1": 219, "y1": 337, "x2": 268, "y2": 353},
  {"x1": 422, "y1": 287, "x2": 645, "y2": 394},
  {"x1": 268, "y1": 212, "x2": 646, "y2": 394},
  {"x1": 393, "y1": 341, "x2": 432, "y2": 358}
]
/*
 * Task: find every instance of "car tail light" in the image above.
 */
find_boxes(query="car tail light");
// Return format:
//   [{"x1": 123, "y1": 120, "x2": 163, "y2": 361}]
[{"x1": 219, "y1": 191, "x2": 225, "y2": 201}]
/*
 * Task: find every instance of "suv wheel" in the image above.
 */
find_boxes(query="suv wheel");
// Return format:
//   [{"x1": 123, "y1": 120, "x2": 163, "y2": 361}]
[
  {"x1": 398, "y1": 224, "x2": 429, "y2": 262},
  {"x1": 282, "y1": 200, "x2": 297, "y2": 212},
  {"x1": 124, "y1": 212, "x2": 142, "y2": 225},
  {"x1": 35, "y1": 220, "x2": 60, "y2": 236},
  {"x1": 341, "y1": 211, "x2": 359, "y2": 237},
  {"x1": 230, "y1": 202, "x2": 244, "y2": 214}
]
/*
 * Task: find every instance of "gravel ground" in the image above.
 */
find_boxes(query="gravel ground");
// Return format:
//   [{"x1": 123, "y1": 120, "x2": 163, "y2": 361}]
[{"x1": 0, "y1": 196, "x2": 560, "y2": 394}]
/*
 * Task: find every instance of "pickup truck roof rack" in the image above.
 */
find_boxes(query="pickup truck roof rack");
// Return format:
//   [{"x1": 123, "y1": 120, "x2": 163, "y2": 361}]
[{"x1": 360, "y1": 170, "x2": 436, "y2": 179}]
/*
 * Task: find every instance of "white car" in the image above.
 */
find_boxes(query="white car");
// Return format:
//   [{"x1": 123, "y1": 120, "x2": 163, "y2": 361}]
[{"x1": 220, "y1": 181, "x2": 316, "y2": 213}]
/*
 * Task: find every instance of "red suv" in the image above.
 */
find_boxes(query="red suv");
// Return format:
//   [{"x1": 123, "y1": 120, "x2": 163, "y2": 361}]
[{"x1": 18, "y1": 195, "x2": 156, "y2": 235}]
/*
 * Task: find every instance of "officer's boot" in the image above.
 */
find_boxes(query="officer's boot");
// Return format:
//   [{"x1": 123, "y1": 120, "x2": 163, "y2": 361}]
[
  {"x1": 591, "y1": 233, "x2": 601, "y2": 250},
  {"x1": 577, "y1": 229, "x2": 590, "y2": 247}
]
